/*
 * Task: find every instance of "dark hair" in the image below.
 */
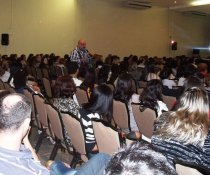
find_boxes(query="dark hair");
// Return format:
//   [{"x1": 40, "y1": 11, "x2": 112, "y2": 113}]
[
  {"x1": 159, "y1": 67, "x2": 173, "y2": 80},
  {"x1": 140, "y1": 79, "x2": 163, "y2": 111},
  {"x1": 105, "y1": 141, "x2": 177, "y2": 175},
  {"x1": 53, "y1": 75, "x2": 76, "y2": 98},
  {"x1": 114, "y1": 73, "x2": 134, "y2": 103},
  {"x1": 80, "y1": 68, "x2": 95, "y2": 91},
  {"x1": 0, "y1": 93, "x2": 32, "y2": 131},
  {"x1": 66, "y1": 61, "x2": 79, "y2": 74},
  {"x1": 0, "y1": 90, "x2": 10, "y2": 99},
  {"x1": 83, "y1": 84, "x2": 113, "y2": 121}
]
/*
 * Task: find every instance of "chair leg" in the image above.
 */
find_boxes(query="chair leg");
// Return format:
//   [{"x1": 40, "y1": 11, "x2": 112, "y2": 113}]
[
  {"x1": 35, "y1": 131, "x2": 45, "y2": 153},
  {"x1": 49, "y1": 142, "x2": 60, "y2": 160}
]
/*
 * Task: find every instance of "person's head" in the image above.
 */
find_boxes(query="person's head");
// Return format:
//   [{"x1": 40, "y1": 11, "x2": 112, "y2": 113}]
[
  {"x1": 182, "y1": 76, "x2": 204, "y2": 93},
  {"x1": 80, "y1": 68, "x2": 95, "y2": 91},
  {"x1": 140, "y1": 79, "x2": 163, "y2": 110},
  {"x1": 159, "y1": 67, "x2": 173, "y2": 80},
  {"x1": 158, "y1": 87, "x2": 209, "y2": 147},
  {"x1": 83, "y1": 84, "x2": 113, "y2": 121},
  {"x1": 197, "y1": 63, "x2": 208, "y2": 76},
  {"x1": 53, "y1": 75, "x2": 76, "y2": 98},
  {"x1": 0, "y1": 93, "x2": 31, "y2": 134},
  {"x1": 77, "y1": 39, "x2": 86, "y2": 51},
  {"x1": 105, "y1": 141, "x2": 177, "y2": 175},
  {"x1": 114, "y1": 73, "x2": 134, "y2": 103},
  {"x1": 66, "y1": 61, "x2": 79, "y2": 75}
]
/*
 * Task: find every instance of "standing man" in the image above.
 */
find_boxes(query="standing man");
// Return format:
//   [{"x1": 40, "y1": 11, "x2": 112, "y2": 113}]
[{"x1": 69, "y1": 39, "x2": 92, "y2": 67}]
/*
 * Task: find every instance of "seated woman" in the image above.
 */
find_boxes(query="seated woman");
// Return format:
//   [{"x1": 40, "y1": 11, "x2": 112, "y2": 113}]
[
  {"x1": 114, "y1": 73, "x2": 141, "y2": 139},
  {"x1": 79, "y1": 84, "x2": 113, "y2": 158},
  {"x1": 139, "y1": 79, "x2": 168, "y2": 118},
  {"x1": 159, "y1": 66, "x2": 176, "y2": 89},
  {"x1": 53, "y1": 75, "x2": 80, "y2": 115},
  {"x1": 79, "y1": 68, "x2": 96, "y2": 98},
  {"x1": 152, "y1": 87, "x2": 210, "y2": 170}
]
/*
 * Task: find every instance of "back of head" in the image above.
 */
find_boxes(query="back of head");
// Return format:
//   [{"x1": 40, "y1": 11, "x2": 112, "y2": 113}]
[
  {"x1": 53, "y1": 75, "x2": 76, "y2": 98},
  {"x1": 159, "y1": 87, "x2": 209, "y2": 147},
  {"x1": 66, "y1": 61, "x2": 79, "y2": 75},
  {"x1": 0, "y1": 93, "x2": 32, "y2": 132},
  {"x1": 83, "y1": 84, "x2": 113, "y2": 121},
  {"x1": 140, "y1": 79, "x2": 163, "y2": 110},
  {"x1": 105, "y1": 141, "x2": 177, "y2": 175},
  {"x1": 114, "y1": 73, "x2": 134, "y2": 103}
]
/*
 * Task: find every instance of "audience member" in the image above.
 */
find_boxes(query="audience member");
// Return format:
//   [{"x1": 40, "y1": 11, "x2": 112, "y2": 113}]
[
  {"x1": 79, "y1": 84, "x2": 113, "y2": 158},
  {"x1": 105, "y1": 141, "x2": 177, "y2": 175},
  {"x1": 152, "y1": 87, "x2": 210, "y2": 170},
  {"x1": 139, "y1": 79, "x2": 168, "y2": 117},
  {"x1": 114, "y1": 73, "x2": 141, "y2": 139}
]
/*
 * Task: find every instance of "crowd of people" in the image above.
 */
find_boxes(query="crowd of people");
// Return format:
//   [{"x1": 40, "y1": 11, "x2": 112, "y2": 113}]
[{"x1": 0, "y1": 39, "x2": 210, "y2": 174}]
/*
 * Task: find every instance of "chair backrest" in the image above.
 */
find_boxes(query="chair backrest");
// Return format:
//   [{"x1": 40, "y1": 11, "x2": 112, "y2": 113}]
[
  {"x1": 75, "y1": 88, "x2": 89, "y2": 106},
  {"x1": 34, "y1": 94, "x2": 48, "y2": 127},
  {"x1": 61, "y1": 112, "x2": 86, "y2": 155},
  {"x1": 162, "y1": 95, "x2": 176, "y2": 110},
  {"x1": 45, "y1": 103, "x2": 63, "y2": 140},
  {"x1": 176, "y1": 164, "x2": 203, "y2": 175},
  {"x1": 42, "y1": 68, "x2": 50, "y2": 79},
  {"x1": 43, "y1": 78, "x2": 53, "y2": 98},
  {"x1": 137, "y1": 88, "x2": 143, "y2": 95},
  {"x1": 92, "y1": 119, "x2": 121, "y2": 155},
  {"x1": 0, "y1": 80, "x2": 5, "y2": 90},
  {"x1": 35, "y1": 67, "x2": 43, "y2": 80},
  {"x1": 113, "y1": 100, "x2": 130, "y2": 131},
  {"x1": 132, "y1": 104, "x2": 156, "y2": 138},
  {"x1": 23, "y1": 88, "x2": 39, "y2": 128}
]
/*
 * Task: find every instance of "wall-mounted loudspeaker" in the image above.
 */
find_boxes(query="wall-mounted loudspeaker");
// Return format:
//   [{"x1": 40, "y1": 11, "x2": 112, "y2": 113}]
[
  {"x1": 1, "y1": 33, "x2": 9, "y2": 46},
  {"x1": 171, "y1": 42, "x2": 177, "y2": 50}
]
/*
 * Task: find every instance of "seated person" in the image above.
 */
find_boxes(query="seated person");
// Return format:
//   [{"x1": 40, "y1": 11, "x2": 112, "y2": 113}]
[
  {"x1": 114, "y1": 73, "x2": 141, "y2": 139},
  {"x1": 53, "y1": 75, "x2": 80, "y2": 115},
  {"x1": 139, "y1": 79, "x2": 168, "y2": 118},
  {"x1": 79, "y1": 84, "x2": 113, "y2": 158},
  {"x1": 152, "y1": 87, "x2": 210, "y2": 170},
  {"x1": 105, "y1": 141, "x2": 177, "y2": 175},
  {"x1": 0, "y1": 93, "x2": 111, "y2": 175}
]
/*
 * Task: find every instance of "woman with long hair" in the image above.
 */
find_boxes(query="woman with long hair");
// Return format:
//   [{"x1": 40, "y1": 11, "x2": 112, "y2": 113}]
[
  {"x1": 79, "y1": 84, "x2": 113, "y2": 158},
  {"x1": 139, "y1": 79, "x2": 168, "y2": 118},
  {"x1": 114, "y1": 73, "x2": 140, "y2": 139},
  {"x1": 152, "y1": 87, "x2": 210, "y2": 169}
]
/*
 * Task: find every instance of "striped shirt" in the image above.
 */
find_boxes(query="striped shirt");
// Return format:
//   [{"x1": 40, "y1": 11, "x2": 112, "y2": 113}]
[{"x1": 79, "y1": 108, "x2": 101, "y2": 152}]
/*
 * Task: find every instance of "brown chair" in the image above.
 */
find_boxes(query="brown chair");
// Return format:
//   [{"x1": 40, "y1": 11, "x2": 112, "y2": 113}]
[
  {"x1": 162, "y1": 95, "x2": 176, "y2": 110},
  {"x1": 92, "y1": 119, "x2": 121, "y2": 155},
  {"x1": 0, "y1": 80, "x2": 5, "y2": 90},
  {"x1": 23, "y1": 88, "x2": 39, "y2": 128},
  {"x1": 61, "y1": 112, "x2": 87, "y2": 167},
  {"x1": 34, "y1": 94, "x2": 49, "y2": 152},
  {"x1": 75, "y1": 87, "x2": 89, "y2": 106},
  {"x1": 113, "y1": 100, "x2": 130, "y2": 131},
  {"x1": 45, "y1": 102, "x2": 67, "y2": 160},
  {"x1": 137, "y1": 88, "x2": 144, "y2": 95},
  {"x1": 43, "y1": 78, "x2": 53, "y2": 99},
  {"x1": 132, "y1": 104, "x2": 156, "y2": 138}
]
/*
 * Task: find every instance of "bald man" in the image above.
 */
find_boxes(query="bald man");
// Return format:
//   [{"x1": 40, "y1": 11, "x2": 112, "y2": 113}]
[{"x1": 69, "y1": 39, "x2": 92, "y2": 67}]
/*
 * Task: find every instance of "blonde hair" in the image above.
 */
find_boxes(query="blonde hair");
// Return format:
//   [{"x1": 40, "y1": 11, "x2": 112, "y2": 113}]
[{"x1": 158, "y1": 87, "x2": 209, "y2": 147}]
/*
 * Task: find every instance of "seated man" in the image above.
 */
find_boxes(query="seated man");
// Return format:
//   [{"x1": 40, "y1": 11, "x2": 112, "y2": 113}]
[
  {"x1": 0, "y1": 93, "x2": 110, "y2": 175},
  {"x1": 0, "y1": 93, "x2": 49, "y2": 175}
]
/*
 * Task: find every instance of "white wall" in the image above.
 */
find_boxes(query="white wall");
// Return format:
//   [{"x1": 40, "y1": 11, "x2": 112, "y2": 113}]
[{"x1": 0, "y1": 0, "x2": 210, "y2": 58}]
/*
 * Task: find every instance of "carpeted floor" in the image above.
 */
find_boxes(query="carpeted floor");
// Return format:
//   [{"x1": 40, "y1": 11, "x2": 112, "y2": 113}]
[{"x1": 29, "y1": 127, "x2": 73, "y2": 166}]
